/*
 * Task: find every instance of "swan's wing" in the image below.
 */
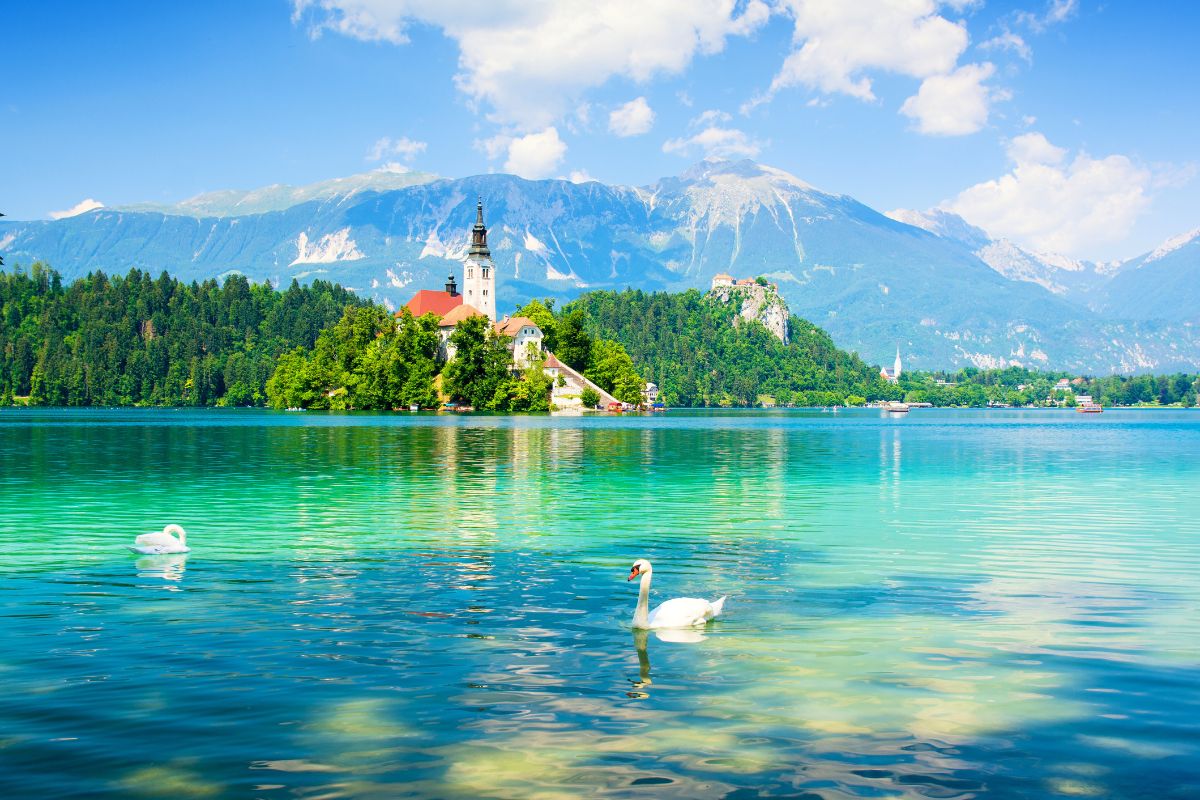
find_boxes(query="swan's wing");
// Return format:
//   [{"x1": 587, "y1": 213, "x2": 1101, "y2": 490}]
[
  {"x1": 648, "y1": 597, "x2": 718, "y2": 628},
  {"x1": 135, "y1": 531, "x2": 174, "y2": 547}
]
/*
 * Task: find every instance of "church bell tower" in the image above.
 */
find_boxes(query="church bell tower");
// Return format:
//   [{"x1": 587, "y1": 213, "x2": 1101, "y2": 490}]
[{"x1": 462, "y1": 198, "x2": 496, "y2": 322}]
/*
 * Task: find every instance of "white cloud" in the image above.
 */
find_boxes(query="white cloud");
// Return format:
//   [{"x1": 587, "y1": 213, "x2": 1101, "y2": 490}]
[
  {"x1": 475, "y1": 133, "x2": 512, "y2": 161},
  {"x1": 293, "y1": 0, "x2": 769, "y2": 130},
  {"x1": 753, "y1": 0, "x2": 968, "y2": 105},
  {"x1": 663, "y1": 126, "x2": 762, "y2": 159},
  {"x1": 900, "y1": 62, "x2": 996, "y2": 136},
  {"x1": 567, "y1": 169, "x2": 597, "y2": 184},
  {"x1": 504, "y1": 127, "x2": 567, "y2": 179},
  {"x1": 366, "y1": 135, "x2": 427, "y2": 162},
  {"x1": 49, "y1": 198, "x2": 104, "y2": 219},
  {"x1": 690, "y1": 109, "x2": 732, "y2": 127},
  {"x1": 945, "y1": 133, "x2": 1154, "y2": 256},
  {"x1": 980, "y1": 30, "x2": 1031, "y2": 62},
  {"x1": 608, "y1": 97, "x2": 655, "y2": 137},
  {"x1": 1016, "y1": 0, "x2": 1077, "y2": 32}
]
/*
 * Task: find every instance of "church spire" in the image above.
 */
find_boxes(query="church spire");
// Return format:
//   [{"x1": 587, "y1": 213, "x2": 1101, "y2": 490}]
[{"x1": 469, "y1": 197, "x2": 490, "y2": 258}]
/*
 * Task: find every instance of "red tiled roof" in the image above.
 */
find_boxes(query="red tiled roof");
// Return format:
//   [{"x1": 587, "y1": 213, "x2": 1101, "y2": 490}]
[
  {"x1": 493, "y1": 316, "x2": 540, "y2": 337},
  {"x1": 404, "y1": 290, "x2": 463, "y2": 318},
  {"x1": 544, "y1": 352, "x2": 563, "y2": 369},
  {"x1": 438, "y1": 304, "x2": 484, "y2": 327}
]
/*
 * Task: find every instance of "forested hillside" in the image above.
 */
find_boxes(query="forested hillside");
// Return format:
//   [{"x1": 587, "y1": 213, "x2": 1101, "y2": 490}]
[
  {"x1": 562, "y1": 289, "x2": 893, "y2": 406},
  {"x1": 0, "y1": 264, "x2": 361, "y2": 406}
]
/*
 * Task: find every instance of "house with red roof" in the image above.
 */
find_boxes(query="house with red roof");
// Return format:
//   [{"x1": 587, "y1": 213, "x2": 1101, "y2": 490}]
[{"x1": 493, "y1": 316, "x2": 544, "y2": 368}]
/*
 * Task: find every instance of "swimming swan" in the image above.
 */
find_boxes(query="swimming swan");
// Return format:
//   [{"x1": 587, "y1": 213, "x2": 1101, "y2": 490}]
[
  {"x1": 128, "y1": 524, "x2": 190, "y2": 555},
  {"x1": 627, "y1": 559, "x2": 725, "y2": 629}
]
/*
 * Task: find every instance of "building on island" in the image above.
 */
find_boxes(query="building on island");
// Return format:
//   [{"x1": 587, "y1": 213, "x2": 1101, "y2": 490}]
[
  {"x1": 398, "y1": 198, "x2": 625, "y2": 410},
  {"x1": 406, "y1": 273, "x2": 463, "y2": 318},
  {"x1": 435, "y1": 302, "x2": 484, "y2": 361},
  {"x1": 881, "y1": 346, "x2": 902, "y2": 383},
  {"x1": 494, "y1": 316, "x2": 544, "y2": 368},
  {"x1": 462, "y1": 199, "x2": 496, "y2": 322}
]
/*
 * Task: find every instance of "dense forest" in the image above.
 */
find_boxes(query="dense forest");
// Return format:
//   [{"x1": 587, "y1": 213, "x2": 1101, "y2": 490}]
[
  {"x1": 559, "y1": 289, "x2": 894, "y2": 406},
  {"x1": 0, "y1": 263, "x2": 361, "y2": 406},
  {"x1": 3, "y1": 265, "x2": 1197, "y2": 410}
]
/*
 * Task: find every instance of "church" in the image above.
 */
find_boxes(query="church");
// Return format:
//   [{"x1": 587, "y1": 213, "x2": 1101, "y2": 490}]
[
  {"x1": 403, "y1": 198, "x2": 496, "y2": 323},
  {"x1": 881, "y1": 347, "x2": 903, "y2": 383},
  {"x1": 398, "y1": 199, "x2": 622, "y2": 409},
  {"x1": 400, "y1": 200, "x2": 543, "y2": 368}
]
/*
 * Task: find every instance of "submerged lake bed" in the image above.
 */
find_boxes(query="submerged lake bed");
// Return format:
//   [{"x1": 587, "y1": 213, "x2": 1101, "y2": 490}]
[{"x1": 1, "y1": 408, "x2": 1198, "y2": 799}]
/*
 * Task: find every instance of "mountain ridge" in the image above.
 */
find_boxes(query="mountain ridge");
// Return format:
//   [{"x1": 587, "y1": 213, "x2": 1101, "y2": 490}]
[{"x1": 2, "y1": 159, "x2": 1197, "y2": 373}]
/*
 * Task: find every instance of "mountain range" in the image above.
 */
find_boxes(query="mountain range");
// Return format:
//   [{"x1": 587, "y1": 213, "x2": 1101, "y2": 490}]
[{"x1": 1, "y1": 160, "x2": 1196, "y2": 373}]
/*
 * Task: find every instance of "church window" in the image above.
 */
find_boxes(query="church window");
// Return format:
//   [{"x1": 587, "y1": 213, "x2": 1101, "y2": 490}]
[
  {"x1": 483, "y1": 289, "x2": 488, "y2": 296},
  {"x1": 467, "y1": 268, "x2": 473, "y2": 278},
  {"x1": 483, "y1": 268, "x2": 489, "y2": 278}
]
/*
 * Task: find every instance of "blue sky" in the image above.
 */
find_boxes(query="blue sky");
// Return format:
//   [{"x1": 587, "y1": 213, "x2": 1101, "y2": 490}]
[{"x1": 3, "y1": 0, "x2": 1197, "y2": 261}]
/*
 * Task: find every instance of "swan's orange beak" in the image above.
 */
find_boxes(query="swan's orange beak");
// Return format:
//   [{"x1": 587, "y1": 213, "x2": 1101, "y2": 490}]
[{"x1": 627, "y1": 566, "x2": 640, "y2": 581}]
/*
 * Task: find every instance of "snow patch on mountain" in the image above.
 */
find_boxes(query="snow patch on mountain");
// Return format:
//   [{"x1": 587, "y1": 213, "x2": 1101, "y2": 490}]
[
  {"x1": 419, "y1": 230, "x2": 467, "y2": 262},
  {"x1": 290, "y1": 229, "x2": 365, "y2": 265},
  {"x1": 385, "y1": 268, "x2": 412, "y2": 289},
  {"x1": 976, "y1": 240, "x2": 1071, "y2": 295},
  {"x1": 523, "y1": 230, "x2": 550, "y2": 256},
  {"x1": 1144, "y1": 227, "x2": 1200, "y2": 265},
  {"x1": 681, "y1": 162, "x2": 825, "y2": 233},
  {"x1": 544, "y1": 263, "x2": 588, "y2": 287}
]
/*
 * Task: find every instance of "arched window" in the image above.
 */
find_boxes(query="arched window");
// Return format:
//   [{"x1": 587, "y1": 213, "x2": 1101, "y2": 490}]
[{"x1": 467, "y1": 268, "x2": 473, "y2": 279}]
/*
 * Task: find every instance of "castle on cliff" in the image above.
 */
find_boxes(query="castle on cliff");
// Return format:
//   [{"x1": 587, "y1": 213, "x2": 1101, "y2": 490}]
[{"x1": 708, "y1": 273, "x2": 789, "y2": 344}]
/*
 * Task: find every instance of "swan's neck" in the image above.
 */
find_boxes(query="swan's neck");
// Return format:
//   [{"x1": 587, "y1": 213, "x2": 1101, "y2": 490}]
[{"x1": 633, "y1": 572, "x2": 651, "y2": 628}]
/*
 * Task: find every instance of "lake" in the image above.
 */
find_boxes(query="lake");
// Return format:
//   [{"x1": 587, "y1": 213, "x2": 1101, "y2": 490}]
[{"x1": 1, "y1": 408, "x2": 1197, "y2": 799}]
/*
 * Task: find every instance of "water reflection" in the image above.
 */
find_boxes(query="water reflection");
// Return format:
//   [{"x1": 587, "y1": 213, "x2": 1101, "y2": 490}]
[
  {"x1": 133, "y1": 553, "x2": 188, "y2": 582},
  {"x1": 0, "y1": 409, "x2": 1197, "y2": 798}
]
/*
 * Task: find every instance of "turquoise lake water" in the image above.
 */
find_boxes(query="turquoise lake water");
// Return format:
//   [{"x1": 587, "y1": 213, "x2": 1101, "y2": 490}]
[{"x1": 0, "y1": 408, "x2": 1197, "y2": 799}]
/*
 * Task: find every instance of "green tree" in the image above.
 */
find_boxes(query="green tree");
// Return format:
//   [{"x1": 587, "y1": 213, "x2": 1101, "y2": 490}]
[
  {"x1": 444, "y1": 315, "x2": 513, "y2": 408},
  {"x1": 554, "y1": 309, "x2": 592, "y2": 370}
]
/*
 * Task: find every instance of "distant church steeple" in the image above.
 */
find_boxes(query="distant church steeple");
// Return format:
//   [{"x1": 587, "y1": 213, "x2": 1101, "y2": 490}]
[
  {"x1": 893, "y1": 346, "x2": 902, "y2": 380},
  {"x1": 462, "y1": 197, "x2": 496, "y2": 321}
]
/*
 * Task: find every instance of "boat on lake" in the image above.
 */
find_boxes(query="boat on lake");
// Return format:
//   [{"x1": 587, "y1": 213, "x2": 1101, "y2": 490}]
[
  {"x1": 884, "y1": 401, "x2": 910, "y2": 413},
  {"x1": 1077, "y1": 401, "x2": 1103, "y2": 413}
]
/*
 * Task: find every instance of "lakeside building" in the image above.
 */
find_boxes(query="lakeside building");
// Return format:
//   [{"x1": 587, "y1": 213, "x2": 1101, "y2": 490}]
[
  {"x1": 494, "y1": 316, "x2": 544, "y2": 368},
  {"x1": 881, "y1": 347, "x2": 902, "y2": 383},
  {"x1": 463, "y1": 199, "x2": 496, "y2": 322},
  {"x1": 397, "y1": 201, "x2": 621, "y2": 409}
]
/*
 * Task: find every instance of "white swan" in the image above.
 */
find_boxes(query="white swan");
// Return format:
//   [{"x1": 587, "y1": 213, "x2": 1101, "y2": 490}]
[
  {"x1": 627, "y1": 559, "x2": 726, "y2": 629},
  {"x1": 128, "y1": 524, "x2": 190, "y2": 555}
]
